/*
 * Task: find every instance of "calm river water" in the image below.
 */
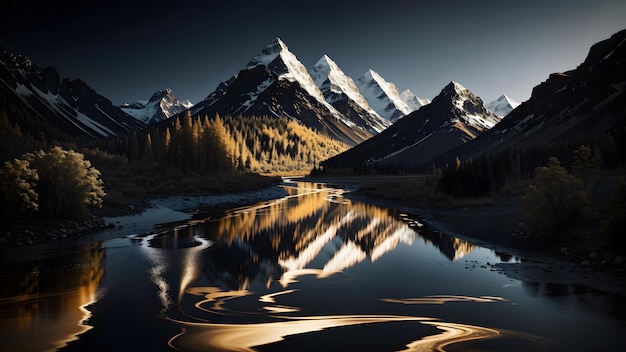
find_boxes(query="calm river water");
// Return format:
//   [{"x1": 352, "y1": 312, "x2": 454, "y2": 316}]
[{"x1": 1, "y1": 179, "x2": 624, "y2": 351}]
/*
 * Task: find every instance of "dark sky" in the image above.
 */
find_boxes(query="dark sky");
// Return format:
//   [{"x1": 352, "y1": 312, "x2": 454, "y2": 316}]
[{"x1": 2, "y1": 0, "x2": 625, "y2": 106}]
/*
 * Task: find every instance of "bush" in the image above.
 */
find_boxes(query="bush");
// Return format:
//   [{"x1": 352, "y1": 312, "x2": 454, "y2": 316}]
[{"x1": 521, "y1": 157, "x2": 593, "y2": 237}]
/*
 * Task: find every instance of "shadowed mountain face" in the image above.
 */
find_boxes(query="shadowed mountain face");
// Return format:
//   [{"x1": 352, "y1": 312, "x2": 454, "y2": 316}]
[
  {"x1": 433, "y1": 29, "x2": 626, "y2": 166},
  {"x1": 0, "y1": 51, "x2": 145, "y2": 140},
  {"x1": 322, "y1": 81, "x2": 500, "y2": 170}
]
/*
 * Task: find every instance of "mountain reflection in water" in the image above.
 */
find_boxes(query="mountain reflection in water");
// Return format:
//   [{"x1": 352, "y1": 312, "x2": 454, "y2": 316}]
[
  {"x1": 159, "y1": 181, "x2": 478, "y2": 291},
  {"x1": 142, "y1": 181, "x2": 514, "y2": 351}
]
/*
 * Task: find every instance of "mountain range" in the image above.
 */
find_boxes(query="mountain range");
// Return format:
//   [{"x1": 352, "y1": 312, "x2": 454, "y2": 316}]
[
  {"x1": 324, "y1": 28, "x2": 626, "y2": 171},
  {"x1": 2, "y1": 29, "x2": 624, "y2": 174},
  {"x1": 322, "y1": 81, "x2": 501, "y2": 169},
  {"x1": 187, "y1": 38, "x2": 432, "y2": 146},
  {"x1": 1, "y1": 36, "x2": 503, "y2": 148}
]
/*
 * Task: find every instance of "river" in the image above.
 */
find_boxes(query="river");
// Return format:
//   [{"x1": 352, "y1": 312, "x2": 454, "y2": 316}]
[{"x1": 1, "y1": 179, "x2": 624, "y2": 351}]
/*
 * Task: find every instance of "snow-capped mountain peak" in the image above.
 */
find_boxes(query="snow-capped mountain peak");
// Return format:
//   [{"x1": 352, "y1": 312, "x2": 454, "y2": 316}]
[
  {"x1": 244, "y1": 37, "x2": 339, "y2": 117},
  {"x1": 437, "y1": 81, "x2": 501, "y2": 130},
  {"x1": 452, "y1": 81, "x2": 467, "y2": 94},
  {"x1": 121, "y1": 88, "x2": 192, "y2": 124},
  {"x1": 485, "y1": 94, "x2": 520, "y2": 117},
  {"x1": 244, "y1": 37, "x2": 288, "y2": 69},
  {"x1": 356, "y1": 69, "x2": 413, "y2": 122},
  {"x1": 310, "y1": 54, "x2": 389, "y2": 133},
  {"x1": 310, "y1": 54, "x2": 375, "y2": 111}
]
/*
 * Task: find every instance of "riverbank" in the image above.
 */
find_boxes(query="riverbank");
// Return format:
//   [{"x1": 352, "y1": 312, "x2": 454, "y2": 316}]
[
  {"x1": 0, "y1": 184, "x2": 288, "y2": 250},
  {"x1": 303, "y1": 175, "x2": 626, "y2": 295}
]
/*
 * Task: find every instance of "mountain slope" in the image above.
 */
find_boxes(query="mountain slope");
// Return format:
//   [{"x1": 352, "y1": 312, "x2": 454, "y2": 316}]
[
  {"x1": 0, "y1": 51, "x2": 145, "y2": 140},
  {"x1": 356, "y1": 70, "x2": 414, "y2": 122},
  {"x1": 121, "y1": 89, "x2": 192, "y2": 125},
  {"x1": 309, "y1": 54, "x2": 390, "y2": 133},
  {"x1": 323, "y1": 81, "x2": 500, "y2": 169},
  {"x1": 485, "y1": 94, "x2": 520, "y2": 117},
  {"x1": 191, "y1": 38, "x2": 372, "y2": 146},
  {"x1": 434, "y1": 28, "x2": 626, "y2": 166}
]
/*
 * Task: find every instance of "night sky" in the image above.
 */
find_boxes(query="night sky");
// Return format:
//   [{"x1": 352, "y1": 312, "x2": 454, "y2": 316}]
[{"x1": 2, "y1": 0, "x2": 625, "y2": 106}]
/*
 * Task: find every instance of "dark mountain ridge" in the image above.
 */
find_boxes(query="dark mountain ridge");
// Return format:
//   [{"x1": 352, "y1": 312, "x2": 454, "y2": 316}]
[
  {"x1": 432, "y1": 29, "x2": 626, "y2": 167},
  {"x1": 322, "y1": 81, "x2": 500, "y2": 170},
  {"x1": 0, "y1": 50, "x2": 145, "y2": 141}
]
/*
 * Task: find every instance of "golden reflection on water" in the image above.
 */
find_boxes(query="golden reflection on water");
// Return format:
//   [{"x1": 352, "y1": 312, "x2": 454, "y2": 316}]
[
  {"x1": 200, "y1": 181, "x2": 478, "y2": 291},
  {"x1": 0, "y1": 243, "x2": 104, "y2": 352},
  {"x1": 166, "y1": 284, "x2": 504, "y2": 352},
  {"x1": 381, "y1": 295, "x2": 508, "y2": 305}
]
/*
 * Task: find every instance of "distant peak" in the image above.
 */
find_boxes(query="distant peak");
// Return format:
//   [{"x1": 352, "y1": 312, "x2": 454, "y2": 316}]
[{"x1": 495, "y1": 94, "x2": 520, "y2": 106}]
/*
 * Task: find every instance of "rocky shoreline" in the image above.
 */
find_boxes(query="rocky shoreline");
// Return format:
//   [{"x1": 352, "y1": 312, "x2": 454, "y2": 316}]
[{"x1": 0, "y1": 216, "x2": 110, "y2": 248}]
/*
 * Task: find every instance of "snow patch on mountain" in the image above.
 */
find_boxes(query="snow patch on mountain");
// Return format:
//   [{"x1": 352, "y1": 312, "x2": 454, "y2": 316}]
[
  {"x1": 485, "y1": 94, "x2": 520, "y2": 117},
  {"x1": 400, "y1": 89, "x2": 430, "y2": 110}
]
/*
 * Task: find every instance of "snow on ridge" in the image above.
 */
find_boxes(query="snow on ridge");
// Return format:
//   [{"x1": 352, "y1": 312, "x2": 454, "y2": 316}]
[
  {"x1": 246, "y1": 38, "x2": 348, "y2": 123},
  {"x1": 357, "y1": 69, "x2": 413, "y2": 121},
  {"x1": 310, "y1": 54, "x2": 381, "y2": 117},
  {"x1": 400, "y1": 89, "x2": 430, "y2": 110},
  {"x1": 245, "y1": 37, "x2": 286, "y2": 69}
]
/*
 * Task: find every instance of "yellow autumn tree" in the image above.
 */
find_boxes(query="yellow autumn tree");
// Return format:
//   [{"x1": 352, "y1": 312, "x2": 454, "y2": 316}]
[{"x1": 28, "y1": 146, "x2": 105, "y2": 218}]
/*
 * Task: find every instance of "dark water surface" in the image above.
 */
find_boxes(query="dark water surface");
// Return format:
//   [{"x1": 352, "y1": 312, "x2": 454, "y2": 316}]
[{"x1": 1, "y1": 180, "x2": 624, "y2": 351}]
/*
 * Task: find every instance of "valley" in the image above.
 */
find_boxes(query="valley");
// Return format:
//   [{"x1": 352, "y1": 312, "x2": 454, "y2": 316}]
[{"x1": 1, "y1": 18, "x2": 625, "y2": 352}]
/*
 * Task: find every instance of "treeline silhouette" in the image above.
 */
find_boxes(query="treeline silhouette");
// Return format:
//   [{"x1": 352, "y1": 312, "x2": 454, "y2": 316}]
[
  {"x1": 438, "y1": 128, "x2": 625, "y2": 198},
  {"x1": 316, "y1": 126, "x2": 626, "y2": 198}
]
